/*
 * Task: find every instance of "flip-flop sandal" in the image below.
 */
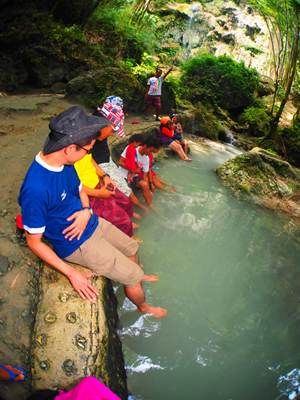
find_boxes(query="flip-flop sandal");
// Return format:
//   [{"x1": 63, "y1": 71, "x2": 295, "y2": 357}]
[
  {"x1": 0, "y1": 365, "x2": 27, "y2": 381},
  {"x1": 132, "y1": 121, "x2": 139, "y2": 124}
]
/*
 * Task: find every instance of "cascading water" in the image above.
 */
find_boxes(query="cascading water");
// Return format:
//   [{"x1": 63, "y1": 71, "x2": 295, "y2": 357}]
[{"x1": 182, "y1": 3, "x2": 201, "y2": 61}]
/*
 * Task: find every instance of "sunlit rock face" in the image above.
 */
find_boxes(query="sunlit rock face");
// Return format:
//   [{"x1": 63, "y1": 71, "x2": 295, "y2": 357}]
[
  {"x1": 215, "y1": 148, "x2": 300, "y2": 217},
  {"x1": 159, "y1": 1, "x2": 273, "y2": 78}
]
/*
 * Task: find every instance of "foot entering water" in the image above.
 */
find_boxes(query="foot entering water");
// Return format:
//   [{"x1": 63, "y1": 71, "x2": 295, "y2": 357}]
[
  {"x1": 132, "y1": 222, "x2": 140, "y2": 230},
  {"x1": 138, "y1": 306, "x2": 167, "y2": 318},
  {"x1": 133, "y1": 212, "x2": 141, "y2": 219},
  {"x1": 142, "y1": 274, "x2": 159, "y2": 282},
  {"x1": 132, "y1": 236, "x2": 143, "y2": 243}
]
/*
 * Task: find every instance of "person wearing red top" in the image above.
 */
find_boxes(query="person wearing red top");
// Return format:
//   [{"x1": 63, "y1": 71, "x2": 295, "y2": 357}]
[
  {"x1": 124, "y1": 134, "x2": 144, "y2": 184},
  {"x1": 158, "y1": 117, "x2": 192, "y2": 161}
]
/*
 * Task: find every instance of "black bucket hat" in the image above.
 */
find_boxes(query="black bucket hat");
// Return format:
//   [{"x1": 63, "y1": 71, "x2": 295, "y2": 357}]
[{"x1": 43, "y1": 106, "x2": 110, "y2": 155}]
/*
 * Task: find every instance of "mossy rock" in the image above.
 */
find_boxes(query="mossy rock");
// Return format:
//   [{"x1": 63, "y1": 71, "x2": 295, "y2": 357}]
[{"x1": 215, "y1": 148, "x2": 300, "y2": 217}]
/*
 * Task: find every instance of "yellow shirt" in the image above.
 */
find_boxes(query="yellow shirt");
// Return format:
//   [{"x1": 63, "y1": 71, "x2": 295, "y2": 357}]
[{"x1": 74, "y1": 154, "x2": 99, "y2": 189}]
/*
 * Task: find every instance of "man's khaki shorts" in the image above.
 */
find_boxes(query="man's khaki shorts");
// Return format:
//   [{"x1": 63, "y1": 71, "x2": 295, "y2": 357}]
[{"x1": 65, "y1": 218, "x2": 143, "y2": 288}]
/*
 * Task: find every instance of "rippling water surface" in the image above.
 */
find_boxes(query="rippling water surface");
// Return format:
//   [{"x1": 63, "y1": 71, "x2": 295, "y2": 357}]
[{"x1": 113, "y1": 143, "x2": 300, "y2": 400}]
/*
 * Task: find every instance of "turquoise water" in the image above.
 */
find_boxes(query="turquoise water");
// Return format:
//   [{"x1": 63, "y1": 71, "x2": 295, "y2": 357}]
[{"x1": 113, "y1": 143, "x2": 300, "y2": 400}]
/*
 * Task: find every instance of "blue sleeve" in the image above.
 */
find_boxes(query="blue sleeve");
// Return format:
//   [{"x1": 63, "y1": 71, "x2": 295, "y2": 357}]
[{"x1": 19, "y1": 179, "x2": 48, "y2": 234}]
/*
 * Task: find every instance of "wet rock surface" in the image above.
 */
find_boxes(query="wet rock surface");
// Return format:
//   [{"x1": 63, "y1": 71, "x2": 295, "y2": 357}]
[{"x1": 215, "y1": 148, "x2": 300, "y2": 217}]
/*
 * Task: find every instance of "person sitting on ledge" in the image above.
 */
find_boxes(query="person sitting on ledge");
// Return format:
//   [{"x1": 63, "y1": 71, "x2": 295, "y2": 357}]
[
  {"x1": 171, "y1": 113, "x2": 189, "y2": 156},
  {"x1": 18, "y1": 106, "x2": 167, "y2": 318},
  {"x1": 118, "y1": 135, "x2": 164, "y2": 211},
  {"x1": 158, "y1": 116, "x2": 192, "y2": 162}
]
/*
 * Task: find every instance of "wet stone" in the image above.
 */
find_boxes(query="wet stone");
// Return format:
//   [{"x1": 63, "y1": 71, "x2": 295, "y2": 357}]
[
  {"x1": 62, "y1": 359, "x2": 76, "y2": 375},
  {"x1": 66, "y1": 312, "x2": 76, "y2": 324},
  {"x1": 75, "y1": 334, "x2": 87, "y2": 350},
  {"x1": 44, "y1": 312, "x2": 56, "y2": 324},
  {"x1": 36, "y1": 334, "x2": 47, "y2": 347},
  {"x1": 0, "y1": 255, "x2": 9, "y2": 274},
  {"x1": 39, "y1": 361, "x2": 50, "y2": 370},
  {"x1": 46, "y1": 271, "x2": 58, "y2": 283},
  {"x1": 21, "y1": 289, "x2": 29, "y2": 296},
  {"x1": 58, "y1": 293, "x2": 69, "y2": 303}
]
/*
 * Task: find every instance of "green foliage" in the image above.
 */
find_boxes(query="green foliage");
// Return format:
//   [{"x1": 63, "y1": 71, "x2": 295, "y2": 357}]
[
  {"x1": 239, "y1": 106, "x2": 270, "y2": 137},
  {"x1": 281, "y1": 119, "x2": 300, "y2": 167},
  {"x1": 180, "y1": 54, "x2": 259, "y2": 110},
  {"x1": 89, "y1": 5, "x2": 158, "y2": 64},
  {"x1": 244, "y1": 45, "x2": 264, "y2": 55}
]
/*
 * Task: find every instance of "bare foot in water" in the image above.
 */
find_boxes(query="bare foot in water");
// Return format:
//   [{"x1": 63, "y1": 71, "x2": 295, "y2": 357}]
[
  {"x1": 166, "y1": 188, "x2": 176, "y2": 192},
  {"x1": 139, "y1": 263, "x2": 143, "y2": 268},
  {"x1": 133, "y1": 212, "x2": 141, "y2": 219},
  {"x1": 149, "y1": 204, "x2": 159, "y2": 212},
  {"x1": 132, "y1": 222, "x2": 140, "y2": 230},
  {"x1": 184, "y1": 157, "x2": 193, "y2": 162},
  {"x1": 138, "y1": 305, "x2": 167, "y2": 318},
  {"x1": 142, "y1": 274, "x2": 159, "y2": 282},
  {"x1": 132, "y1": 237, "x2": 143, "y2": 243}
]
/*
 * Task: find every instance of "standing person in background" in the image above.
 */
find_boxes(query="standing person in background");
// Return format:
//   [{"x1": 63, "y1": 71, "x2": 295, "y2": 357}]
[{"x1": 145, "y1": 66, "x2": 173, "y2": 121}]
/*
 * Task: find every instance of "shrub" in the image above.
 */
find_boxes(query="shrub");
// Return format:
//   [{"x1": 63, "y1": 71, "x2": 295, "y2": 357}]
[
  {"x1": 180, "y1": 54, "x2": 259, "y2": 110},
  {"x1": 238, "y1": 107, "x2": 270, "y2": 137}
]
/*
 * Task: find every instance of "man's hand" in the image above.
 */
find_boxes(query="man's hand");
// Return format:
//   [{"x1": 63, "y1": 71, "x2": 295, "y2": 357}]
[
  {"x1": 63, "y1": 209, "x2": 91, "y2": 241},
  {"x1": 67, "y1": 269, "x2": 99, "y2": 302}
]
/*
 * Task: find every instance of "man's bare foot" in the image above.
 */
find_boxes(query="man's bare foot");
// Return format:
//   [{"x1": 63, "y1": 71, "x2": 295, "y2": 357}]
[
  {"x1": 142, "y1": 274, "x2": 159, "y2": 282},
  {"x1": 132, "y1": 236, "x2": 143, "y2": 243},
  {"x1": 133, "y1": 212, "x2": 141, "y2": 219},
  {"x1": 137, "y1": 305, "x2": 167, "y2": 318},
  {"x1": 166, "y1": 188, "x2": 176, "y2": 192},
  {"x1": 132, "y1": 222, "x2": 140, "y2": 230},
  {"x1": 184, "y1": 157, "x2": 193, "y2": 162}
]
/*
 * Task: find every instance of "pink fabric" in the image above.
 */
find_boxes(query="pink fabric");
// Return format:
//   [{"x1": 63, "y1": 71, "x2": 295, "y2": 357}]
[
  {"x1": 56, "y1": 376, "x2": 121, "y2": 400},
  {"x1": 89, "y1": 180, "x2": 134, "y2": 237}
]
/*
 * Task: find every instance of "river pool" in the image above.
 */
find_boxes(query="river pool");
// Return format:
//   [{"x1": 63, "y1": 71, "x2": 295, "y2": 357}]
[{"x1": 113, "y1": 142, "x2": 300, "y2": 400}]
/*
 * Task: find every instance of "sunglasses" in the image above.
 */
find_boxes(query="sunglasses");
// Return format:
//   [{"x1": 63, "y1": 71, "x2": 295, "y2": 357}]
[{"x1": 76, "y1": 143, "x2": 93, "y2": 154}]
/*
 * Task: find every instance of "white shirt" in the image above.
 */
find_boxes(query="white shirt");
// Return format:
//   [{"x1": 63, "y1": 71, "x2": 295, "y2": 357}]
[
  {"x1": 119, "y1": 146, "x2": 150, "y2": 179},
  {"x1": 147, "y1": 76, "x2": 165, "y2": 96}
]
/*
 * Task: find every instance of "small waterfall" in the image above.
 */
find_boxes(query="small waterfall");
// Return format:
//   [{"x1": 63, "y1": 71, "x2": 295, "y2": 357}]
[
  {"x1": 182, "y1": 3, "x2": 200, "y2": 61},
  {"x1": 219, "y1": 124, "x2": 235, "y2": 144}
]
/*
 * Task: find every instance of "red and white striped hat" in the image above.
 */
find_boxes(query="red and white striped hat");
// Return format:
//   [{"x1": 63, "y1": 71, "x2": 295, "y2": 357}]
[{"x1": 97, "y1": 103, "x2": 125, "y2": 137}]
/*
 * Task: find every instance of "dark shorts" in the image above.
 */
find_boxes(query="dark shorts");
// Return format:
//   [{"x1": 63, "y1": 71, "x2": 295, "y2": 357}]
[
  {"x1": 125, "y1": 176, "x2": 143, "y2": 190},
  {"x1": 146, "y1": 95, "x2": 161, "y2": 110}
]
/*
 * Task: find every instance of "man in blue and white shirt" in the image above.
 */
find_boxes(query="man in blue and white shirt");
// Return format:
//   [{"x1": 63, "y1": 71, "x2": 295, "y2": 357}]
[{"x1": 19, "y1": 106, "x2": 166, "y2": 318}]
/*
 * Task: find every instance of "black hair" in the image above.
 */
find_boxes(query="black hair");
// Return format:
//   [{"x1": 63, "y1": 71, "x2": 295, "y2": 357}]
[
  {"x1": 26, "y1": 389, "x2": 59, "y2": 400},
  {"x1": 75, "y1": 132, "x2": 99, "y2": 149},
  {"x1": 129, "y1": 134, "x2": 144, "y2": 145},
  {"x1": 156, "y1": 68, "x2": 162, "y2": 73},
  {"x1": 145, "y1": 135, "x2": 163, "y2": 149}
]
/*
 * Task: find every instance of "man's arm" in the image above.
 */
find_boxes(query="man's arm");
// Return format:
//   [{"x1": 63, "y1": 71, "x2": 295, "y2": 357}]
[
  {"x1": 25, "y1": 231, "x2": 99, "y2": 302},
  {"x1": 145, "y1": 84, "x2": 150, "y2": 98},
  {"x1": 163, "y1": 66, "x2": 173, "y2": 80}
]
